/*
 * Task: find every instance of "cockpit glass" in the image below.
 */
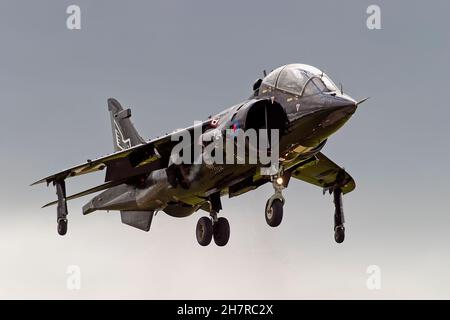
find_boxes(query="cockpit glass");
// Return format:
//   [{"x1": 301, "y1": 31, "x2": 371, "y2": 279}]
[
  {"x1": 277, "y1": 67, "x2": 308, "y2": 94},
  {"x1": 302, "y1": 77, "x2": 325, "y2": 96},
  {"x1": 303, "y1": 77, "x2": 338, "y2": 96},
  {"x1": 312, "y1": 78, "x2": 328, "y2": 92},
  {"x1": 262, "y1": 66, "x2": 283, "y2": 87},
  {"x1": 262, "y1": 64, "x2": 339, "y2": 95},
  {"x1": 321, "y1": 74, "x2": 338, "y2": 92}
]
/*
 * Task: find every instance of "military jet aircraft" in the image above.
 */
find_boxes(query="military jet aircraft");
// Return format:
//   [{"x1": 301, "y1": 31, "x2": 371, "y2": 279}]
[{"x1": 32, "y1": 63, "x2": 365, "y2": 246}]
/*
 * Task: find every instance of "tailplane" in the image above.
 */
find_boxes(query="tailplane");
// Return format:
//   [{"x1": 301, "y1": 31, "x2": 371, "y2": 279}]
[{"x1": 108, "y1": 98, "x2": 145, "y2": 151}]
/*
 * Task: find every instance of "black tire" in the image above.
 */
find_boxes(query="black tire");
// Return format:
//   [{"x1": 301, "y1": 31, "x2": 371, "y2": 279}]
[
  {"x1": 213, "y1": 217, "x2": 230, "y2": 247},
  {"x1": 196, "y1": 217, "x2": 213, "y2": 246},
  {"x1": 334, "y1": 225, "x2": 345, "y2": 243},
  {"x1": 266, "y1": 199, "x2": 283, "y2": 227},
  {"x1": 57, "y1": 219, "x2": 68, "y2": 236}
]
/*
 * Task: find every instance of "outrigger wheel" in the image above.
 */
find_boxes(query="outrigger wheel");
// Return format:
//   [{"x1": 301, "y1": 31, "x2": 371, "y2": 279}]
[
  {"x1": 57, "y1": 218, "x2": 68, "y2": 236},
  {"x1": 54, "y1": 179, "x2": 69, "y2": 236},
  {"x1": 333, "y1": 187, "x2": 345, "y2": 243},
  {"x1": 334, "y1": 225, "x2": 345, "y2": 243}
]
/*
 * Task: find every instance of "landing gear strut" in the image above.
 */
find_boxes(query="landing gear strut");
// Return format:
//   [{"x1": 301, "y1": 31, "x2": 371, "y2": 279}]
[
  {"x1": 55, "y1": 179, "x2": 68, "y2": 236},
  {"x1": 333, "y1": 187, "x2": 345, "y2": 243},
  {"x1": 265, "y1": 172, "x2": 288, "y2": 227},
  {"x1": 196, "y1": 193, "x2": 230, "y2": 247}
]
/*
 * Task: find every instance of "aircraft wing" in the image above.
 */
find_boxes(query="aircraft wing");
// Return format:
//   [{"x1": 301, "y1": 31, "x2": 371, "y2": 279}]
[
  {"x1": 290, "y1": 152, "x2": 355, "y2": 194},
  {"x1": 41, "y1": 180, "x2": 124, "y2": 208},
  {"x1": 31, "y1": 121, "x2": 210, "y2": 186},
  {"x1": 31, "y1": 138, "x2": 163, "y2": 186}
]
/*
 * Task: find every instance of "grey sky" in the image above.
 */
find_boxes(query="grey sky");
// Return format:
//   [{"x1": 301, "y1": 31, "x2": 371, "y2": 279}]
[{"x1": 0, "y1": 0, "x2": 449, "y2": 298}]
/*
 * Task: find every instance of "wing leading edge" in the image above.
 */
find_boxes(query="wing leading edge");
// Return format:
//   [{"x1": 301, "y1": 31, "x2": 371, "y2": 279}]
[
  {"x1": 290, "y1": 152, "x2": 355, "y2": 194},
  {"x1": 30, "y1": 140, "x2": 160, "y2": 186},
  {"x1": 31, "y1": 120, "x2": 211, "y2": 186}
]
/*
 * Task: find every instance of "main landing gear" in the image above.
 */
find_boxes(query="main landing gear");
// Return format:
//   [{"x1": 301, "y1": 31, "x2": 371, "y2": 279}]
[{"x1": 196, "y1": 193, "x2": 230, "y2": 247}]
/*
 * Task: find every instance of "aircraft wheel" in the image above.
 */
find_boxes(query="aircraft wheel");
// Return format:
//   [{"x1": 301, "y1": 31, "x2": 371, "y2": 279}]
[
  {"x1": 265, "y1": 199, "x2": 283, "y2": 227},
  {"x1": 196, "y1": 216, "x2": 213, "y2": 246},
  {"x1": 334, "y1": 225, "x2": 345, "y2": 243},
  {"x1": 213, "y1": 217, "x2": 230, "y2": 247},
  {"x1": 57, "y1": 218, "x2": 68, "y2": 236}
]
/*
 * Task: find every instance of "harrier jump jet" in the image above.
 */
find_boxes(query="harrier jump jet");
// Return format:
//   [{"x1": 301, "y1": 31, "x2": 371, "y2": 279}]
[{"x1": 32, "y1": 64, "x2": 365, "y2": 246}]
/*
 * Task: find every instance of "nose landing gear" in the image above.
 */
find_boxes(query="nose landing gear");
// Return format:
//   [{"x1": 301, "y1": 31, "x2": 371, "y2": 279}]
[
  {"x1": 264, "y1": 173, "x2": 286, "y2": 227},
  {"x1": 265, "y1": 198, "x2": 283, "y2": 227},
  {"x1": 262, "y1": 165, "x2": 348, "y2": 244}
]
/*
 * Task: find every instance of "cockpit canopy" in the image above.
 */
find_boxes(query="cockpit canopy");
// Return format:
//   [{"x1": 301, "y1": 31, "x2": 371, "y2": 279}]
[{"x1": 262, "y1": 64, "x2": 339, "y2": 96}]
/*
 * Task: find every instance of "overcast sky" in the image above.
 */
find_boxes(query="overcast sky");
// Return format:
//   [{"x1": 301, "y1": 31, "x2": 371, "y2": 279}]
[{"x1": 0, "y1": 0, "x2": 449, "y2": 299}]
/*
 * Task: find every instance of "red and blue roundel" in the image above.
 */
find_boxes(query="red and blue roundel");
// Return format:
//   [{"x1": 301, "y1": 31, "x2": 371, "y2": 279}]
[{"x1": 229, "y1": 119, "x2": 240, "y2": 137}]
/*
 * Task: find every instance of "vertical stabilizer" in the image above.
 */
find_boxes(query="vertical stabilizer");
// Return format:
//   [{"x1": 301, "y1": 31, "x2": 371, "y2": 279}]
[{"x1": 108, "y1": 98, "x2": 145, "y2": 151}]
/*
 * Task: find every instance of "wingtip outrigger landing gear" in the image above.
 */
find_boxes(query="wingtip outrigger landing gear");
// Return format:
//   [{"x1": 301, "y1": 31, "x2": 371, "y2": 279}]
[
  {"x1": 196, "y1": 193, "x2": 230, "y2": 247},
  {"x1": 333, "y1": 187, "x2": 345, "y2": 244},
  {"x1": 54, "y1": 179, "x2": 68, "y2": 236}
]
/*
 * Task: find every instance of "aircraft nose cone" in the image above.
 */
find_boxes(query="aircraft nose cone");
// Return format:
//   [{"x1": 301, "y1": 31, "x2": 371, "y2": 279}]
[
  {"x1": 313, "y1": 95, "x2": 357, "y2": 139},
  {"x1": 326, "y1": 95, "x2": 357, "y2": 114},
  {"x1": 337, "y1": 103, "x2": 357, "y2": 117}
]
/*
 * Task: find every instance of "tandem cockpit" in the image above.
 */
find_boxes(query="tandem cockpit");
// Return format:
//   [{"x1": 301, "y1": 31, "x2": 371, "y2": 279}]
[
  {"x1": 259, "y1": 63, "x2": 341, "y2": 97},
  {"x1": 253, "y1": 63, "x2": 360, "y2": 145}
]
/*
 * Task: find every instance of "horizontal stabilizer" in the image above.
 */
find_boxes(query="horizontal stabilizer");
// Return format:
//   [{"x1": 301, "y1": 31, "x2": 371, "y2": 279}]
[
  {"x1": 120, "y1": 211, "x2": 154, "y2": 232},
  {"x1": 42, "y1": 180, "x2": 121, "y2": 208}
]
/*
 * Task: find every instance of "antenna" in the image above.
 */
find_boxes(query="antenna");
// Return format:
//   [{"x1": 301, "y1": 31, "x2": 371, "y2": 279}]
[
  {"x1": 263, "y1": 70, "x2": 267, "y2": 77},
  {"x1": 356, "y1": 97, "x2": 370, "y2": 106},
  {"x1": 340, "y1": 83, "x2": 343, "y2": 95}
]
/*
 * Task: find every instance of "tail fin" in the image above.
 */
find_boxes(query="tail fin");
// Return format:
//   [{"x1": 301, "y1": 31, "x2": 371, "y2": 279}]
[{"x1": 108, "y1": 98, "x2": 145, "y2": 151}]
